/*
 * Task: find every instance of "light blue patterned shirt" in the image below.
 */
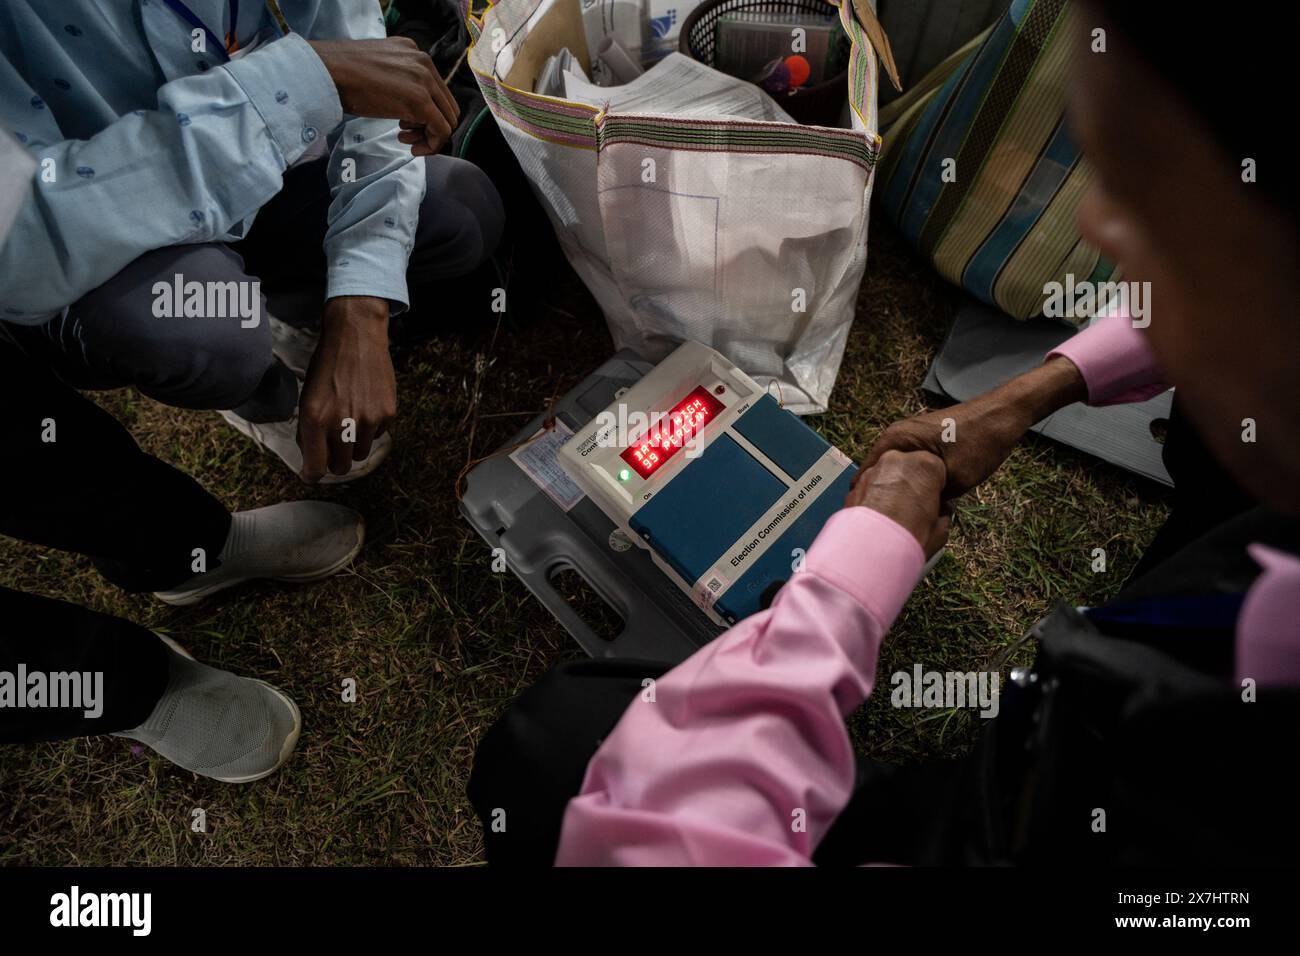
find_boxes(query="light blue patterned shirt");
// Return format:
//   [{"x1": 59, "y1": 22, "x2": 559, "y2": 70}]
[{"x1": 0, "y1": 0, "x2": 426, "y2": 322}]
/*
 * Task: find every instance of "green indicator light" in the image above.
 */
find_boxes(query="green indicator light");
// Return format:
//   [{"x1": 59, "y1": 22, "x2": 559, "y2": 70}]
[{"x1": 618, "y1": 468, "x2": 631, "y2": 482}]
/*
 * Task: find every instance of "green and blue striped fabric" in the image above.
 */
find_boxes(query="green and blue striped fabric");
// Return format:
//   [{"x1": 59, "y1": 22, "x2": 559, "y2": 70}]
[{"x1": 876, "y1": 0, "x2": 1115, "y2": 322}]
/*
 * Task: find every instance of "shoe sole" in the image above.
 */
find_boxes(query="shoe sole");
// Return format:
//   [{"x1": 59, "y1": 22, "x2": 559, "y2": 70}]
[
  {"x1": 153, "y1": 517, "x2": 366, "y2": 607},
  {"x1": 317, "y1": 436, "x2": 391, "y2": 485},
  {"x1": 152, "y1": 634, "x2": 302, "y2": 784},
  {"x1": 156, "y1": 632, "x2": 196, "y2": 660}
]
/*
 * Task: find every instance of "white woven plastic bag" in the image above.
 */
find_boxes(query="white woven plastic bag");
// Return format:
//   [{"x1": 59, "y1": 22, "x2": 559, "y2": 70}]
[{"x1": 466, "y1": 0, "x2": 884, "y2": 412}]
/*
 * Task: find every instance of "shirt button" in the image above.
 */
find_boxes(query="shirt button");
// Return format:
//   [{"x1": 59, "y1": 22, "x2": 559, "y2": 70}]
[{"x1": 302, "y1": 126, "x2": 318, "y2": 143}]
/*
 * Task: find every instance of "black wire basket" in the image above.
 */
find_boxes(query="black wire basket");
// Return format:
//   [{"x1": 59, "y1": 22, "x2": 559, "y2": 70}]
[{"x1": 679, "y1": 0, "x2": 850, "y2": 127}]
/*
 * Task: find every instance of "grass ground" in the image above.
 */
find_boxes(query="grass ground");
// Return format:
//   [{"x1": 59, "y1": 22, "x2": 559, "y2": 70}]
[{"x1": 0, "y1": 220, "x2": 1169, "y2": 865}]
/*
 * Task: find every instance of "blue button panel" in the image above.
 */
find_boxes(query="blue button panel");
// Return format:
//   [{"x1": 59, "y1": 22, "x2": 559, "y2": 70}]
[
  {"x1": 731, "y1": 394, "x2": 831, "y2": 480},
  {"x1": 713, "y1": 465, "x2": 857, "y2": 624},
  {"x1": 630, "y1": 433, "x2": 786, "y2": 586}
]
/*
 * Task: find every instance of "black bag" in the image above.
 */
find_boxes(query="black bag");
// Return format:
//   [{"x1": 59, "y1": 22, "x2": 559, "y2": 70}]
[
  {"x1": 981, "y1": 507, "x2": 1300, "y2": 866},
  {"x1": 816, "y1": 506, "x2": 1300, "y2": 867}
]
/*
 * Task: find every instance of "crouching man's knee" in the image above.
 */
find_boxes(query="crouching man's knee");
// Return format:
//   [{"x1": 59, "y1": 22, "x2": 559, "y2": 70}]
[
  {"x1": 412, "y1": 156, "x2": 506, "y2": 280},
  {"x1": 75, "y1": 244, "x2": 277, "y2": 411}
]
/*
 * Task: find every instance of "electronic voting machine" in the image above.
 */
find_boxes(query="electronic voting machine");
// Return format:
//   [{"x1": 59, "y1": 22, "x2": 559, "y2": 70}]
[{"x1": 557, "y1": 341, "x2": 856, "y2": 626}]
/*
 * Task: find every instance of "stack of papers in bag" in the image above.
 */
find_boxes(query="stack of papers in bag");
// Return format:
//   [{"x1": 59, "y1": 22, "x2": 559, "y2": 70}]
[
  {"x1": 536, "y1": 47, "x2": 589, "y2": 96},
  {"x1": 562, "y1": 52, "x2": 796, "y2": 123}
]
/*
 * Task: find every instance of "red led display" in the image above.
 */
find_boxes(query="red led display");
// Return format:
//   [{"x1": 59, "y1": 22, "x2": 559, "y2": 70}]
[{"x1": 620, "y1": 386, "x2": 725, "y2": 479}]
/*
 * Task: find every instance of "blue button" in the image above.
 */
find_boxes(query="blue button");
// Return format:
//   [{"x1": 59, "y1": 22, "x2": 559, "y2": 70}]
[
  {"x1": 275, "y1": 90, "x2": 289, "y2": 104},
  {"x1": 302, "y1": 126, "x2": 318, "y2": 143}
]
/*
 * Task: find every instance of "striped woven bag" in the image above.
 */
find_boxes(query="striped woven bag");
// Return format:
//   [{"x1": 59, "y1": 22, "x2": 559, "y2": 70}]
[{"x1": 875, "y1": 0, "x2": 1116, "y2": 322}]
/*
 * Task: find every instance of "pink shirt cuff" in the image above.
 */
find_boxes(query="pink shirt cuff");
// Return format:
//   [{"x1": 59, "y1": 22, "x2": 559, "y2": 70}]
[
  {"x1": 804, "y1": 506, "x2": 927, "y2": 631},
  {"x1": 1047, "y1": 313, "x2": 1167, "y2": 406}
]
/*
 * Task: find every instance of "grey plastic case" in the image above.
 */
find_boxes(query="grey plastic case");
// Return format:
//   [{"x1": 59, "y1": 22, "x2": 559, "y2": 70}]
[{"x1": 459, "y1": 350, "x2": 725, "y2": 663}]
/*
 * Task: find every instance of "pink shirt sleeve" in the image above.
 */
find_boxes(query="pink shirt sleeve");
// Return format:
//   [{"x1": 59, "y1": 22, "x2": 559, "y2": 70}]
[
  {"x1": 554, "y1": 505, "x2": 925, "y2": 866},
  {"x1": 1236, "y1": 545, "x2": 1300, "y2": 687},
  {"x1": 1047, "y1": 313, "x2": 1167, "y2": 406}
]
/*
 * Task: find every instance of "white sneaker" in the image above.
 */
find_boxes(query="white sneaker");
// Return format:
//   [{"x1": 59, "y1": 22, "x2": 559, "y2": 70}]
[
  {"x1": 114, "y1": 634, "x2": 302, "y2": 783},
  {"x1": 269, "y1": 315, "x2": 319, "y2": 379},
  {"x1": 154, "y1": 501, "x2": 366, "y2": 606}
]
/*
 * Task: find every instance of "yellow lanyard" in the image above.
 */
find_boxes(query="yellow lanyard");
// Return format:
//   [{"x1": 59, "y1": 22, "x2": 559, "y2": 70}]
[{"x1": 263, "y1": 0, "x2": 290, "y2": 36}]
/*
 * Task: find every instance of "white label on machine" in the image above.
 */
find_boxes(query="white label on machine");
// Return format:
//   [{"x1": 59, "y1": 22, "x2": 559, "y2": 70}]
[
  {"x1": 697, "y1": 571, "x2": 730, "y2": 611},
  {"x1": 511, "y1": 422, "x2": 585, "y2": 512},
  {"x1": 689, "y1": 447, "x2": 851, "y2": 613}
]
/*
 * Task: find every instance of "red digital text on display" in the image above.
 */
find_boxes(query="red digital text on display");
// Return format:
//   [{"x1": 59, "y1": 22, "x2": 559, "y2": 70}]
[{"x1": 619, "y1": 386, "x2": 725, "y2": 479}]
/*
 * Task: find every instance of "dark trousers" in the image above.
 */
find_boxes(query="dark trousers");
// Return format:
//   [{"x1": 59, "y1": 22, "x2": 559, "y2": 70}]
[
  {"x1": 0, "y1": 156, "x2": 504, "y2": 423},
  {"x1": 0, "y1": 589, "x2": 169, "y2": 742},
  {"x1": 468, "y1": 399, "x2": 1262, "y2": 866},
  {"x1": 0, "y1": 342, "x2": 223, "y2": 740}
]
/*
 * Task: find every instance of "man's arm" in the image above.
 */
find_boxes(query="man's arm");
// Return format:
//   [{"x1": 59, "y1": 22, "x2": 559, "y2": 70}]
[
  {"x1": 557, "y1": 451, "x2": 946, "y2": 866},
  {"x1": 292, "y1": 4, "x2": 461, "y2": 481},
  {"x1": 302, "y1": 4, "x2": 446, "y2": 314},
  {"x1": 865, "y1": 312, "x2": 1167, "y2": 500},
  {"x1": 0, "y1": 36, "x2": 342, "y2": 320}
]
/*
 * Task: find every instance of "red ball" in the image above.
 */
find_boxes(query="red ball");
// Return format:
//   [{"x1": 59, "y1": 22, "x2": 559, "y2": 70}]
[{"x1": 784, "y1": 54, "x2": 811, "y2": 88}]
